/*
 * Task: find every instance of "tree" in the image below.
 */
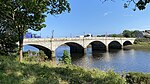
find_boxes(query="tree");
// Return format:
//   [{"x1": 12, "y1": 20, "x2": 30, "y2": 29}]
[
  {"x1": 0, "y1": 17, "x2": 18, "y2": 55},
  {"x1": 124, "y1": 0, "x2": 150, "y2": 10},
  {"x1": 62, "y1": 50, "x2": 71, "y2": 65},
  {"x1": 101, "y1": 0, "x2": 150, "y2": 10},
  {"x1": 122, "y1": 30, "x2": 132, "y2": 37},
  {"x1": 0, "y1": 0, "x2": 70, "y2": 62}
]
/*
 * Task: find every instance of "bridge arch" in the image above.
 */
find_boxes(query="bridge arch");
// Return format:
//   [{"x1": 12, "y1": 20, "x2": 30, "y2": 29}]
[
  {"x1": 24, "y1": 44, "x2": 52, "y2": 59},
  {"x1": 55, "y1": 42, "x2": 84, "y2": 54},
  {"x1": 108, "y1": 41, "x2": 122, "y2": 49},
  {"x1": 87, "y1": 41, "x2": 107, "y2": 51},
  {"x1": 123, "y1": 41, "x2": 132, "y2": 46}
]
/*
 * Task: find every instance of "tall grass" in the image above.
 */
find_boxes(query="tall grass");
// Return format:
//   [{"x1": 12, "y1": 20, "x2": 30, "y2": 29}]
[
  {"x1": 1, "y1": 56, "x2": 150, "y2": 84},
  {"x1": 0, "y1": 56, "x2": 125, "y2": 84}
]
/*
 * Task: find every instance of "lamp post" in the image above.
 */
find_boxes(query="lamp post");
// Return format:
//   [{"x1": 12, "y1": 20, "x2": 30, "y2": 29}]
[{"x1": 51, "y1": 30, "x2": 54, "y2": 38}]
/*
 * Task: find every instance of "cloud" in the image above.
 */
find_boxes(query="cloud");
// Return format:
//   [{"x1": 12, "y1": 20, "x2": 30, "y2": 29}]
[{"x1": 103, "y1": 11, "x2": 112, "y2": 16}]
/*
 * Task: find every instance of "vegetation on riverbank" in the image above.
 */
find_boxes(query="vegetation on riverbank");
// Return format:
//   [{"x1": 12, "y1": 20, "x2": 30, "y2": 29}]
[
  {"x1": 1, "y1": 56, "x2": 150, "y2": 84},
  {"x1": 124, "y1": 43, "x2": 150, "y2": 49},
  {"x1": 0, "y1": 56, "x2": 125, "y2": 84},
  {"x1": 124, "y1": 38, "x2": 150, "y2": 49}
]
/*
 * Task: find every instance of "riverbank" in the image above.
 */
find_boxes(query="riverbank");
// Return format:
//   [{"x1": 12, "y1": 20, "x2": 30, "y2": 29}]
[
  {"x1": 0, "y1": 56, "x2": 125, "y2": 84},
  {"x1": 0, "y1": 56, "x2": 150, "y2": 84},
  {"x1": 124, "y1": 42, "x2": 150, "y2": 49}
]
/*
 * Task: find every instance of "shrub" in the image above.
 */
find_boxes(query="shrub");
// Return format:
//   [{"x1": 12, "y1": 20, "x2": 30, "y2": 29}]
[
  {"x1": 125, "y1": 72, "x2": 150, "y2": 84},
  {"x1": 38, "y1": 50, "x2": 48, "y2": 61},
  {"x1": 61, "y1": 50, "x2": 71, "y2": 65},
  {"x1": 134, "y1": 38, "x2": 150, "y2": 44},
  {"x1": 23, "y1": 50, "x2": 48, "y2": 62}
]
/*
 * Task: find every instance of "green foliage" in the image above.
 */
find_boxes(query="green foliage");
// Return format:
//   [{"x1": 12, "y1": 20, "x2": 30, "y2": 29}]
[
  {"x1": 2, "y1": 56, "x2": 150, "y2": 84},
  {"x1": 0, "y1": 0, "x2": 70, "y2": 61},
  {"x1": 61, "y1": 50, "x2": 71, "y2": 65},
  {"x1": 124, "y1": 0, "x2": 150, "y2": 10},
  {"x1": 23, "y1": 50, "x2": 48, "y2": 62},
  {"x1": 134, "y1": 38, "x2": 150, "y2": 44},
  {"x1": 125, "y1": 72, "x2": 150, "y2": 84},
  {"x1": 122, "y1": 30, "x2": 142, "y2": 38},
  {"x1": 123, "y1": 30, "x2": 132, "y2": 37},
  {"x1": 0, "y1": 20, "x2": 18, "y2": 55},
  {"x1": 108, "y1": 34, "x2": 123, "y2": 37},
  {"x1": 0, "y1": 56, "x2": 126, "y2": 84},
  {"x1": 102, "y1": 0, "x2": 150, "y2": 10},
  {"x1": 38, "y1": 50, "x2": 48, "y2": 61},
  {"x1": 23, "y1": 52, "x2": 29, "y2": 57}
]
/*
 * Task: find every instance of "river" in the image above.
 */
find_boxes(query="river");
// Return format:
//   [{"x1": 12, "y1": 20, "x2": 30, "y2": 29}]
[{"x1": 24, "y1": 45, "x2": 150, "y2": 73}]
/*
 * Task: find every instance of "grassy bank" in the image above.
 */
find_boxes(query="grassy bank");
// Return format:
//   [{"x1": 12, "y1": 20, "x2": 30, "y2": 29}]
[
  {"x1": 0, "y1": 56, "x2": 150, "y2": 84},
  {"x1": 0, "y1": 56, "x2": 125, "y2": 84},
  {"x1": 124, "y1": 42, "x2": 150, "y2": 49},
  {"x1": 125, "y1": 38, "x2": 150, "y2": 49}
]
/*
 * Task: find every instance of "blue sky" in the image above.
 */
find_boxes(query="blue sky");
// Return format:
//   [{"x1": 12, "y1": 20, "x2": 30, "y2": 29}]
[{"x1": 29, "y1": 0, "x2": 150, "y2": 38}]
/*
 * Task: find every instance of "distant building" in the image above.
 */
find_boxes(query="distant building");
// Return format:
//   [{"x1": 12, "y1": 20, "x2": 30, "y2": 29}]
[
  {"x1": 76, "y1": 34, "x2": 93, "y2": 38},
  {"x1": 25, "y1": 32, "x2": 41, "y2": 38},
  {"x1": 25, "y1": 32, "x2": 32, "y2": 38},
  {"x1": 84, "y1": 34, "x2": 93, "y2": 37},
  {"x1": 142, "y1": 30, "x2": 150, "y2": 38},
  {"x1": 142, "y1": 30, "x2": 150, "y2": 35}
]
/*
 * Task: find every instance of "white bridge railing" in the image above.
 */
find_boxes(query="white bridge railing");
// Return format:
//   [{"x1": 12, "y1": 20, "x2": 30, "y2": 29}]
[{"x1": 24, "y1": 37, "x2": 136, "y2": 42}]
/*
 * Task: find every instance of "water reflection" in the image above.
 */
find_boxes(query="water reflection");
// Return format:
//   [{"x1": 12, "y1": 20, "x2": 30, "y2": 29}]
[{"x1": 55, "y1": 46, "x2": 150, "y2": 73}]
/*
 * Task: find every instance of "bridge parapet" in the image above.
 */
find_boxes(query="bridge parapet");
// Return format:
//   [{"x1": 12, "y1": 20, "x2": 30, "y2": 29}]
[
  {"x1": 23, "y1": 37, "x2": 136, "y2": 58},
  {"x1": 24, "y1": 37, "x2": 136, "y2": 42}
]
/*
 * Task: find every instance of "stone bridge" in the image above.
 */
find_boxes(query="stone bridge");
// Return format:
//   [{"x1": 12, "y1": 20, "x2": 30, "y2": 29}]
[{"x1": 23, "y1": 37, "x2": 136, "y2": 58}]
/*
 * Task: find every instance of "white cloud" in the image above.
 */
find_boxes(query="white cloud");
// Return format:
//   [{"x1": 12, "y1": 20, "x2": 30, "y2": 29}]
[{"x1": 103, "y1": 11, "x2": 112, "y2": 16}]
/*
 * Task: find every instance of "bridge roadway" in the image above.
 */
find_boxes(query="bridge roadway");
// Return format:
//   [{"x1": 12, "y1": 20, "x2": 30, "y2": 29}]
[{"x1": 23, "y1": 37, "x2": 136, "y2": 58}]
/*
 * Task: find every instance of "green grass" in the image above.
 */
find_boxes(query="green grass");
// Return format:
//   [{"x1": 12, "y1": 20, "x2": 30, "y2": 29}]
[
  {"x1": 124, "y1": 42, "x2": 150, "y2": 49},
  {"x1": 1, "y1": 56, "x2": 150, "y2": 84},
  {"x1": 0, "y1": 56, "x2": 125, "y2": 84}
]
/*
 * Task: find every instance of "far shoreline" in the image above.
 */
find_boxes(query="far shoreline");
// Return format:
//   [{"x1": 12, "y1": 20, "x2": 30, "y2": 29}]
[{"x1": 124, "y1": 44, "x2": 150, "y2": 50}]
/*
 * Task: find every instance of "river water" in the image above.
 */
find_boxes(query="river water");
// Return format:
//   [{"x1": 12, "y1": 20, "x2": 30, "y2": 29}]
[
  {"x1": 24, "y1": 45, "x2": 150, "y2": 73},
  {"x1": 55, "y1": 46, "x2": 150, "y2": 73}
]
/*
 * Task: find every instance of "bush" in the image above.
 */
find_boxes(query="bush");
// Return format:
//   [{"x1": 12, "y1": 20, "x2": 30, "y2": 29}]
[
  {"x1": 23, "y1": 50, "x2": 48, "y2": 62},
  {"x1": 125, "y1": 72, "x2": 150, "y2": 84},
  {"x1": 38, "y1": 50, "x2": 48, "y2": 61},
  {"x1": 0, "y1": 56, "x2": 126, "y2": 84},
  {"x1": 61, "y1": 50, "x2": 71, "y2": 65},
  {"x1": 134, "y1": 38, "x2": 150, "y2": 44}
]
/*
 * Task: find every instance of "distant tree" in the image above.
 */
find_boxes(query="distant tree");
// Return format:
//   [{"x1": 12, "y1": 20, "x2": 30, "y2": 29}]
[
  {"x1": 132, "y1": 30, "x2": 143, "y2": 38},
  {"x1": 122, "y1": 30, "x2": 132, "y2": 37},
  {"x1": 0, "y1": 0, "x2": 70, "y2": 62},
  {"x1": 108, "y1": 34, "x2": 123, "y2": 37},
  {"x1": 111, "y1": 34, "x2": 118, "y2": 37},
  {"x1": 122, "y1": 30, "x2": 144, "y2": 38}
]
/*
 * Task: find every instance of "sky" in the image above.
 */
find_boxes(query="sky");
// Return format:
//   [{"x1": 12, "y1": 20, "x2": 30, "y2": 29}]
[{"x1": 29, "y1": 0, "x2": 150, "y2": 38}]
